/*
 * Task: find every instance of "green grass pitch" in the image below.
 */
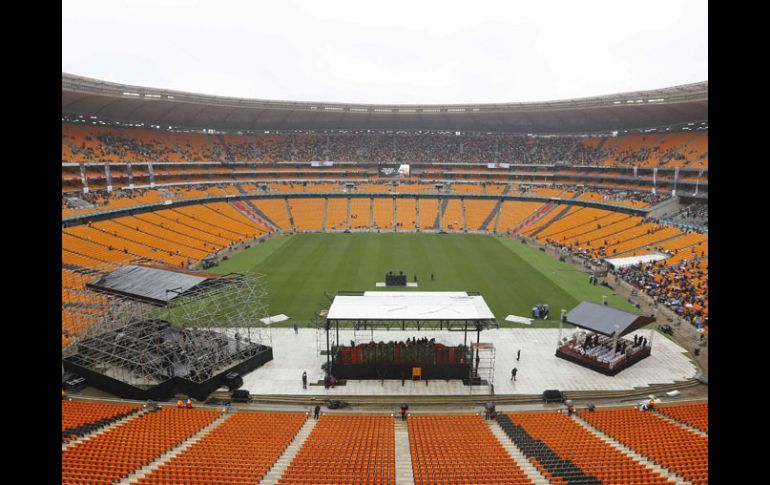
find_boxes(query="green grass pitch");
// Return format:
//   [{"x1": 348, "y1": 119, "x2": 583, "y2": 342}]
[{"x1": 208, "y1": 233, "x2": 639, "y2": 326}]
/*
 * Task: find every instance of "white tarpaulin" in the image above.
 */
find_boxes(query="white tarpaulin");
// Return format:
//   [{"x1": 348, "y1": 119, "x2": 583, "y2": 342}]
[
  {"x1": 605, "y1": 253, "x2": 668, "y2": 268},
  {"x1": 505, "y1": 315, "x2": 534, "y2": 325},
  {"x1": 327, "y1": 292, "x2": 494, "y2": 320},
  {"x1": 365, "y1": 291, "x2": 467, "y2": 297},
  {"x1": 260, "y1": 314, "x2": 290, "y2": 324}
]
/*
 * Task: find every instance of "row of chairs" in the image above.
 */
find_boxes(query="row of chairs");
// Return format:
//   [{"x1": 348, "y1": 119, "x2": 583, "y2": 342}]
[
  {"x1": 656, "y1": 403, "x2": 708, "y2": 433},
  {"x1": 505, "y1": 411, "x2": 673, "y2": 485},
  {"x1": 409, "y1": 415, "x2": 530, "y2": 485},
  {"x1": 62, "y1": 407, "x2": 221, "y2": 485},
  {"x1": 62, "y1": 401, "x2": 141, "y2": 443},
  {"x1": 578, "y1": 408, "x2": 708, "y2": 484},
  {"x1": 137, "y1": 411, "x2": 307, "y2": 485},
  {"x1": 277, "y1": 415, "x2": 395, "y2": 485}
]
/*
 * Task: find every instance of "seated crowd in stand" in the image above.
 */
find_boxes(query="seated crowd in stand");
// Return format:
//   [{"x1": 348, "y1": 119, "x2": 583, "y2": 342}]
[
  {"x1": 335, "y1": 338, "x2": 471, "y2": 366},
  {"x1": 63, "y1": 122, "x2": 708, "y2": 168},
  {"x1": 562, "y1": 332, "x2": 649, "y2": 368},
  {"x1": 670, "y1": 202, "x2": 708, "y2": 228},
  {"x1": 614, "y1": 258, "x2": 708, "y2": 330}
]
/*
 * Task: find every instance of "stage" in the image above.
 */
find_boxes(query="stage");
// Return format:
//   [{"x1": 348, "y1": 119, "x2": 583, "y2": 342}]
[{"x1": 236, "y1": 328, "x2": 698, "y2": 396}]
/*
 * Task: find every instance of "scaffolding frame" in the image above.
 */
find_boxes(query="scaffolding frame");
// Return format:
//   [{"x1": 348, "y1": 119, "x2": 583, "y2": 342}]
[{"x1": 63, "y1": 261, "x2": 271, "y2": 390}]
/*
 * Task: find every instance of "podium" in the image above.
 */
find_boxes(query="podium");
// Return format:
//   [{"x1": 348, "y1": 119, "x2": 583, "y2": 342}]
[{"x1": 386, "y1": 272, "x2": 407, "y2": 286}]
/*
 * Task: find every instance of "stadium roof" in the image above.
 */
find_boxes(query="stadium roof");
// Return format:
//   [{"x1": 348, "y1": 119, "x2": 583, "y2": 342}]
[
  {"x1": 62, "y1": 73, "x2": 707, "y2": 134},
  {"x1": 85, "y1": 264, "x2": 229, "y2": 306},
  {"x1": 564, "y1": 301, "x2": 655, "y2": 337}
]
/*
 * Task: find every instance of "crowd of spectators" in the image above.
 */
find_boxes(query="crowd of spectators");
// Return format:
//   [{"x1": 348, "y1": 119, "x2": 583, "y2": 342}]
[
  {"x1": 63, "y1": 121, "x2": 710, "y2": 171},
  {"x1": 62, "y1": 189, "x2": 138, "y2": 209},
  {"x1": 549, "y1": 184, "x2": 670, "y2": 205},
  {"x1": 223, "y1": 133, "x2": 610, "y2": 165},
  {"x1": 61, "y1": 184, "x2": 240, "y2": 210},
  {"x1": 670, "y1": 202, "x2": 708, "y2": 227},
  {"x1": 613, "y1": 254, "x2": 708, "y2": 327},
  {"x1": 64, "y1": 124, "x2": 705, "y2": 167}
]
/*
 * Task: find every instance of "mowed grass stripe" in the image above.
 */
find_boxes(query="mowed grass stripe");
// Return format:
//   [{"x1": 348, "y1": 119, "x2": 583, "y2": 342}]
[
  {"x1": 495, "y1": 237, "x2": 635, "y2": 312},
  {"x1": 209, "y1": 234, "x2": 294, "y2": 274},
  {"x1": 207, "y1": 233, "x2": 638, "y2": 323}
]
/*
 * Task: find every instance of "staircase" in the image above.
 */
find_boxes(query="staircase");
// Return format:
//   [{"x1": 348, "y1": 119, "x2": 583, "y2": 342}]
[
  {"x1": 529, "y1": 205, "x2": 576, "y2": 238},
  {"x1": 434, "y1": 199, "x2": 448, "y2": 230},
  {"x1": 394, "y1": 419, "x2": 415, "y2": 485},
  {"x1": 653, "y1": 411, "x2": 708, "y2": 438},
  {"x1": 487, "y1": 420, "x2": 551, "y2": 484},
  {"x1": 460, "y1": 199, "x2": 468, "y2": 231},
  {"x1": 415, "y1": 198, "x2": 420, "y2": 230},
  {"x1": 392, "y1": 197, "x2": 398, "y2": 232},
  {"x1": 230, "y1": 200, "x2": 279, "y2": 231},
  {"x1": 479, "y1": 185, "x2": 511, "y2": 232},
  {"x1": 479, "y1": 201, "x2": 502, "y2": 232},
  {"x1": 322, "y1": 198, "x2": 328, "y2": 231},
  {"x1": 492, "y1": 204, "x2": 503, "y2": 233},
  {"x1": 570, "y1": 414, "x2": 691, "y2": 485},
  {"x1": 232, "y1": 185, "x2": 281, "y2": 230},
  {"x1": 595, "y1": 136, "x2": 608, "y2": 152},
  {"x1": 346, "y1": 197, "x2": 351, "y2": 230},
  {"x1": 284, "y1": 199, "x2": 296, "y2": 231},
  {"x1": 215, "y1": 134, "x2": 235, "y2": 162},
  {"x1": 258, "y1": 415, "x2": 318, "y2": 485},
  {"x1": 512, "y1": 203, "x2": 556, "y2": 234},
  {"x1": 118, "y1": 413, "x2": 230, "y2": 484},
  {"x1": 369, "y1": 198, "x2": 375, "y2": 228}
]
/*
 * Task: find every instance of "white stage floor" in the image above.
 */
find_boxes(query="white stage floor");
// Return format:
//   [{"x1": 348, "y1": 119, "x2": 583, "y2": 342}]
[{"x1": 239, "y1": 328, "x2": 698, "y2": 396}]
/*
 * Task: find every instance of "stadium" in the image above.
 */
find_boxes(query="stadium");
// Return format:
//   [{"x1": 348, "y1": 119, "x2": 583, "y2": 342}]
[{"x1": 61, "y1": 6, "x2": 708, "y2": 484}]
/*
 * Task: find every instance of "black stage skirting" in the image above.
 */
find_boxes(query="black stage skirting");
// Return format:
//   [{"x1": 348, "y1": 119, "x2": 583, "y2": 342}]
[
  {"x1": 63, "y1": 348, "x2": 272, "y2": 401},
  {"x1": 332, "y1": 363, "x2": 471, "y2": 380},
  {"x1": 555, "y1": 346, "x2": 650, "y2": 376}
]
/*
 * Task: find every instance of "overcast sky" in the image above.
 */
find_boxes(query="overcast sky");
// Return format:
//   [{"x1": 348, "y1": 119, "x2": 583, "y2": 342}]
[{"x1": 62, "y1": 0, "x2": 707, "y2": 105}]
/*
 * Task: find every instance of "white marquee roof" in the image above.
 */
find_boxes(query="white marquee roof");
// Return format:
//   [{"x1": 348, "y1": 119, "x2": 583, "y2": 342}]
[
  {"x1": 328, "y1": 292, "x2": 495, "y2": 321},
  {"x1": 604, "y1": 253, "x2": 668, "y2": 268}
]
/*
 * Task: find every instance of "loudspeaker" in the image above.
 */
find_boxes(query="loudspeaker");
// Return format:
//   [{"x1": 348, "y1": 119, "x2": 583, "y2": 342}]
[
  {"x1": 64, "y1": 376, "x2": 87, "y2": 391},
  {"x1": 223, "y1": 372, "x2": 243, "y2": 390},
  {"x1": 543, "y1": 389, "x2": 564, "y2": 403},
  {"x1": 231, "y1": 389, "x2": 250, "y2": 403}
]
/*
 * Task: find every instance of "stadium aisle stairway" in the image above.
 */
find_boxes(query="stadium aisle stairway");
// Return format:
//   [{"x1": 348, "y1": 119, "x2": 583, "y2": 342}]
[
  {"x1": 373, "y1": 197, "x2": 394, "y2": 230},
  {"x1": 395, "y1": 198, "x2": 417, "y2": 231},
  {"x1": 349, "y1": 198, "x2": 371, "y2": 229},
  {"x1": 654, "y1": 403, "x2": 708, "y2": 435},
  {"x1": 441, "y1": 199, "x2": 463, "y2": 231},
  {"x1": 258, "y1": 415, "x2": 317, "y2": 485},
  {"x1": 326, "y1": 197, "x2": 349, "y2": 231}
]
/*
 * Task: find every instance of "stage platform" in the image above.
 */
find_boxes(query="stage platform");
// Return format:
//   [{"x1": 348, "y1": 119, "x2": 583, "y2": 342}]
[{"x1": 236, "y1": 328, "x2": 698, "y2": 396}]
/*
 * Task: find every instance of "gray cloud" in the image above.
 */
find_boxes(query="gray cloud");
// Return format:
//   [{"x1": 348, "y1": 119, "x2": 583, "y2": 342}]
[{"x1": 62, "y1": 0, "x2": 707, "y2": 104}]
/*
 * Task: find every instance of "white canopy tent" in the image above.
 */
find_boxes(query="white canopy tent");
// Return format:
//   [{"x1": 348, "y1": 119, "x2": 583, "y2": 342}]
[
  {"x1": 328, "y1": 292, "x2": 495, "y2": 321},
  {"x1": 604, "y1": 253, "x2": 668, "y2": 269}
]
